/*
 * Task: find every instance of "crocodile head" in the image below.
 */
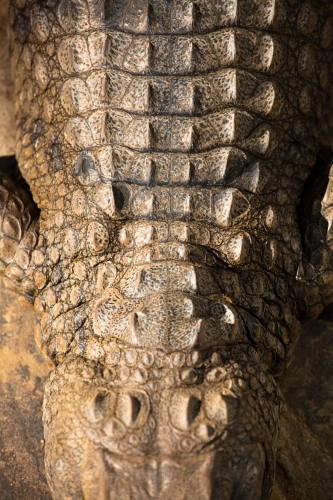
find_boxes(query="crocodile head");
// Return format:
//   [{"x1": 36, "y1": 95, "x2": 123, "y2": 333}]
[{"x1": 43, "y1": 354, "x2": 279, "y2": 500}]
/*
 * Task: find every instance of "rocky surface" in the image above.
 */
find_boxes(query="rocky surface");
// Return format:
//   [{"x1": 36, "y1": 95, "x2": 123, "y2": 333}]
[
  {"x1": 276, "y1": 317, "x2": 333, "y2": 500},
  {"x1": 0, "y1": 283, "x2": 51, "y2": 500},
  {"x1": 0, "y1": 0, "x2": 15, "y2": 157},
  {"x1": 276, "y1": 400, "x2": 333, "y2": 500},
  {"x1": 280, "y1": 317, "x2": 333, "y2": 453}
]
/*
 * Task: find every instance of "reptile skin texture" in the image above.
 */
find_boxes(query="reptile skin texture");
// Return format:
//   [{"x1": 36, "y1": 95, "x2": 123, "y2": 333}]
[{"x1": 5, "y1": 0, "x2": 333, "y2": 498}]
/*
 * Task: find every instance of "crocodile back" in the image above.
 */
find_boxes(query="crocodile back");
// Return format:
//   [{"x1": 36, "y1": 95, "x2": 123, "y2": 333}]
[{"x1": 9, "y1": 0, "x2": 332, "y2": 362}]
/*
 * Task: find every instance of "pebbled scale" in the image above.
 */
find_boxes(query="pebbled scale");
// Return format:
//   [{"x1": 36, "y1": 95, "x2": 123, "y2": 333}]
[{"x1": 6, "y1": 1, "x2": 333, "y2": 499}]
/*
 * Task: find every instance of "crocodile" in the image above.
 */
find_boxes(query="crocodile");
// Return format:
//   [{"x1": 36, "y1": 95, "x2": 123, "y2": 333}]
[{"x1": 3, "y1": 0, "x2": 333, "y2": 498}]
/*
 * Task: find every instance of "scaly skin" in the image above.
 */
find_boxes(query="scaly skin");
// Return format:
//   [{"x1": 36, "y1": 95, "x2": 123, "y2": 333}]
[{"x1": 4, "y1": 0, "x2": 333, "y2": 498}]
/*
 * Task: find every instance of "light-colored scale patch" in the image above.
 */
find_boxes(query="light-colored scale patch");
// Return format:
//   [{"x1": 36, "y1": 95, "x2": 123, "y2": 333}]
[
  {"x1": 234, "y1": 162, "x2": 269, "y2": 194},
  {"x1": 81, "y1": 68, "x2": 279, "y2": 119},
  {"x1": 75, "y1": 182, "x2": 253, "y2": 230},
  {"x1": 34, "y1": 53, "x2": 49, "y2": 90},
  {"x1": 84, "y1": 0, "x2": 284, "y2": 34},
  {"x1": 60, "y1": 78, "x2": 92, "y2": 115},
  {"x1": 55, "y1": 28, "x2": 284, "y2": 77},
  {"x1": 30, "y1": 4, "x2": 51, "y2": 43},
  {"x1": 100, "y1": 29, "x2": 284, "y2": 76},
  {"x1": 0, "y1": 174, "x2": 40, "y2": 298},
  {"x1": 64, "y1": 108, "x2": 256, "y2": 152},
  {"x1": 94, "y1": 145, "x2": 248, "y2": 186},
  {"x1": 91, "y1": 256, "x2": 242, "y2": 351}
]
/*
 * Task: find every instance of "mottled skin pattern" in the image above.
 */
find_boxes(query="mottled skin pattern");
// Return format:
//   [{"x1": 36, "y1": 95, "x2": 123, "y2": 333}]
[{"x1": 4, "y1": 0, "x2": 333, "y2": 498}]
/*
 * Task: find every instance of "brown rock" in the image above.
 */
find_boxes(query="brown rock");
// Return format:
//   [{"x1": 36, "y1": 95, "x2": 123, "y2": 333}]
[
  {"x1": 0, "y1": 282, "x2": 51, "y2": 500},
  {"x1": 0, "y1": 0, "x2": 15, "y2": 157}
]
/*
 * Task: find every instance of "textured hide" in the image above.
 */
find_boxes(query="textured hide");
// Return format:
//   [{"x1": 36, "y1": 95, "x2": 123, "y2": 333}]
[{"x1": 3, "y1": 0, "x2": 333, "y2": 498}]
